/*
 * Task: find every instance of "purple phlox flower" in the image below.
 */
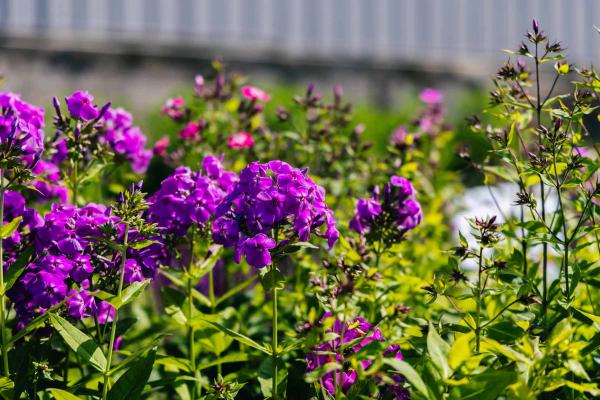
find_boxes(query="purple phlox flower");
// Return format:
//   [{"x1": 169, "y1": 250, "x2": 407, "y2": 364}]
[
  {"x1": 148, "y1": 156, "x2": 237, "y2": 236},
  {"x1": 213, "y1": 161, "x2": 338, "y2": 265},
  {"x1": 66, "y1": 90, "x2": 98, "y2": 121},
  {"x1": 101, "y1": 107, "x2": 152, "y2": 173},
  {"x1": 242, "y1": 233, "x2": 276, "y2": 268},
  {"x1": 0, "y1": 92, "x2": 45, "y2": 163},
  {"x1": 350, "y1": 175, "x2": 421, "y2": 240}
]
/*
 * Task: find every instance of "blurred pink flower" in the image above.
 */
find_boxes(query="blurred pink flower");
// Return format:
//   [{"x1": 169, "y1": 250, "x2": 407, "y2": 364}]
[
  {"x1": 153, "y1": 136, "x2": 170, "y2": 156},
  {"x1": 227, "y1": 131, "x2": 254, "y2": 148},
  {"x1": 179, "y1": 120, "x2": 205, "y2": 140},
  {"x1": 390, "y1": 126, "x2": 409, "y2": 146},
  {"x1": 161, "y1": 97, "x2": 186, "y2": 120},
  {"x1": 241, "y1": 86, "x2": 271, "y2": 101},
  {"x1": 194, "y1": 75, "x2": 204, "y2": 95},
  {"x1": 419, "y1": 88, "x2": 444, "y2": 105}
]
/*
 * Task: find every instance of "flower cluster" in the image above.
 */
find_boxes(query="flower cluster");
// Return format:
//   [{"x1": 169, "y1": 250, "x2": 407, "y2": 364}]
[
  {"x1": 0, "y1": 92, "x2": 45, "y2": 168},
  {"x1": 100, "y1": 107, "x2": 152, "y2": 173},
  {"x1": 8, "y1": 201, "x2": 164, "y2": 329},
  {"x1": 213, "y1": 161, "x2": 338, "y2": 268},
  {"x1": 350, "y1": 176, "x2": 422, "y2": 244},
  {"x1": 147, "y1": 155, "x2": 238, "y2": 236},
  {"x1": 305, "y1": 314, "x2": 409, "y2": 399}
]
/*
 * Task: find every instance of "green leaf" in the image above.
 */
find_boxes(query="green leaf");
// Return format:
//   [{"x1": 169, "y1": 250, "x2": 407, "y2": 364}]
[
  {"x1": 384, "y1": 358, "x2": 432, "y2": 399},
  {"x1": 46, "y1": 388, "x2": 81, "y2": 400},
  {"x1": 427, "y1": 323, "x2": 451, "y2": 379},
  {"x1": 128, "y1": 239, "x2": 159, "y2": 250},
  {"x1": 3, "y1": 246, "x2": 34, "y2": 293},
  {"x1": 257, "y1": 357, "x2": 287, "y2": 399},
  {"x1": 0, "y1": 377, "x2": 13, "y2": 400},
  {"x1": 7, "y1": 298, "x2": 73, "y2": 346},
  {"x1": 90, "y1": 280, "x2": 150, "y2": 310},
  {"x1": 486, "y1": 320, "x2": 525, "y2": 342},
  {"x1": 575, "y1": 308, "x2": 600, "y2": 330},
  {"x1": 448, "y1": 332, "x2": 473, "y2": 370},
  {"x1": 108, "y1": 348, "x2": 156, "y2": 400},
  {"x1": 199, "y1": 319, "x2": 269, "y2": 355},
  {"x1": 260, "y1": 268, "x2": 286, "y2": 292},
  {"x1": 0, "y1": 216, "x2": 21, "y2": 239},
  {"x1": 189, "y1": 245, "x2": 223, "y2": 279},
  {"x1": 451, "y1": 367, "x2": 517, "y2": 400},
  {"x1": 49, "y1": 313, "x2": 107, "y2": 372}
]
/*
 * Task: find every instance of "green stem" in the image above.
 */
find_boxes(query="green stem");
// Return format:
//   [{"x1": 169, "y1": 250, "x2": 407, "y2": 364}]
[
  {"x1": 208, "y1": 268, "x2": 221, "y2": 375},
  {"x1": 534, "y1": 42, "x2": 549, "y2": 337},
  {"x1": 188, "y1": 229, "x2": 197, "y2": 400},
  {"x1": 72, "y1": 161, "x2": 78, "y2": 206},
  {"x1": 475, "y1": 247, "x2": 483, "y2": 353},
  {"x1": 0, "y1": 171, "x2": 8, "y2": 377},
  {"x1": 272, "y1": 266, "x2": 279, "y2": 400},
  {"x1": 102, "y1": 223, "x2": 129, "y2": 400}
]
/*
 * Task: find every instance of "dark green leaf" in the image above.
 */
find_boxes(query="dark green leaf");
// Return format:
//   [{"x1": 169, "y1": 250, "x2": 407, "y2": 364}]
[
  {"x1": 108, "y1": 348, "x2": 156, "y2": 400},
  {"x1": 450, "y1": 367, "x2": 517, "y2": 400},
  {"x1": 260, "y1": 269, "x2": 286, "y2": 292},
  {"x1": 257, "y1": 357, "x2": 287, "y2": 399},
  {"x1": 3, "y1": 246, "x2": 34, "y2": 293},
  {"x1": 486, "y1": 320, "x2": 525, "y2": 342}
]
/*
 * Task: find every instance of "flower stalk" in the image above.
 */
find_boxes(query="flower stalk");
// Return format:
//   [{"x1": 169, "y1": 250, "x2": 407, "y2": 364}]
[
  {"x1": 0, "y1": 170, "x2": 8, "y2": 376},
  {"x1": 102, "y1": 222, "x2": 129, "y2": 400}
]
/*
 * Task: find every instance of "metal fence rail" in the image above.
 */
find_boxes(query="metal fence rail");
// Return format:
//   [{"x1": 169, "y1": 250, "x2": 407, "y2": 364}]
[{"x1": 0, "y1": 0, "x2": 598, "y2": 64}]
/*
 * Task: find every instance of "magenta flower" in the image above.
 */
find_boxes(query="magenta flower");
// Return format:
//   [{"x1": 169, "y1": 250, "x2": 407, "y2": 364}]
[
  {"x1": 161, "y1": 97, "x2": 186, "y2": 120},
  {"x1": 419, "y1": 88, "x2": 443, "y2": 105},
  {"x1": 241, "y1": 86, "x2": 271, "y2": 102},
  {"x1": 66, "y1": 90, "x2": 99, "y2": 121},
  {"x1": 227, "y1": 131, "x2": 254, "y2": 149},
  {"x1": 179, "y1": 120, "x2": 205, "y2": 140},
  {"x1": 153, "y1": 136, "x2": 170, "y2": 156}
]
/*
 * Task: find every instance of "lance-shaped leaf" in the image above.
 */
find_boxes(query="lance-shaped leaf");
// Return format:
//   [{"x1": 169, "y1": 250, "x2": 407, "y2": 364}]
[
  {"x1": 49, "y1": 313, "x2": 107, "y2": 372},
  {"x1": 0, "y1": 216, "x2": 21, "y2": 239},
  {"x1": 90, "y1": 280, "x2": 150, "y2": 310},
  {"x1": 189, "y1": 245, "x2": 223, "y2": 279},
  {"x1": 108, "y1": 348, "x2": 157, "y2": 400},
  {"x1": 46, "y1": 388, "x2": 81, "y2": 400},
  {"x1": 427, "y1": 323, "x2": 451, "y2": 379},
  {"x1": 384, "y1": 358, "x2": 432, "y2": 400},
  {"x1": 199, "y1": 319, "x2": 269, "y2": 355},
  {"x1": 2, "y1": 246, "x2": 34, "y2": 294}
]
